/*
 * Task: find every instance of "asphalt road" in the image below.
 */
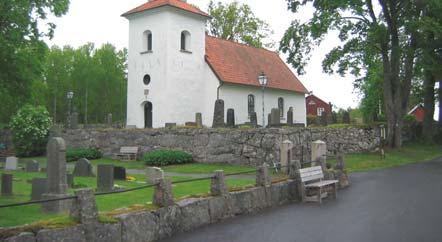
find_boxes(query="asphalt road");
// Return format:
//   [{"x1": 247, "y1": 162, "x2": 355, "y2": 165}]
[{"x1": 160, "y1": 157, "x2": 442, "y2": 242}]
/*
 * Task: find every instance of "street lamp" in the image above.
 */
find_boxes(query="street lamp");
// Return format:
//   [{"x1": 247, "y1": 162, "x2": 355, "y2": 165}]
[
  {"x1": 66, "y1": 91, "x2": 74, "y2": 128},
  {"x1": 258, "y1": 72, "x2": 268, "y2": 127}
]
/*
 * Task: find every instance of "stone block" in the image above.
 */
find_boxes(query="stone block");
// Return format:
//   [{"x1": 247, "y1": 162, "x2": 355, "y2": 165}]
[
  {"x1": 177, "y1": 198, "x2": 211, "y2": 232},
  {"x1": 226, "y1": 109, "x2": 235, "y2": 127},
  {"x1": 210, "y1": 170, "x2": 227, "y2": 196},
  {"x1": 4, "y1": 232, "x2": 35, "y2": 242},
  {"x1": 36, "y1": 226, "x2": 86, "y2": 242},
  {"x1": 89, "y1": 223, "x2": 121, "y2": 242},
  {"x1": 117, "y1": 211, "x2": 159, "y2": 242},
  {"x1": 212, "y1": 99, "x2": 225, "y2": 128},
  {"x1": 230, "y1": 190, "x2": 252, "y2": 215},
  {"x1": 256, "y1": 164, "x2": 270, "y2": 187},
  {"x1": 97, "y1": 164, "x2": 114, "y2": 192},
  {"x1": 70, "y1": 189, "x2": 98, "y2": 224},
  {"x1": 1, "y1": 173, "x2": 13, "y2": 196},
  {"x1": 5, "y1": 156, "x2": 18, "y2": 170},
  {"x1": 249, "y1": 187, "x2": 270, "y2": 211},
  {"x1": 25, "y1": 160, "x2": 39, "y2": 172},
  {"x1": 208, "y1": 196, "x2": 233, "y2": 223},
  {"x1": 31, "y1": 178, "x2": 47, "y2": 201},
  {"x1": 311, "y1": 140, "x2": 326, "y2": 167},
  {"x1": 155, "y1": 205, "x2": 183, "y2": 239},
  {"x1": 114, "y1": 166, "x2": 126, "y2": 180},
  {"x1": 73, "y1": 158, "x2": 94, "y2": 177},
  {"x1": 153, "y1": 178, "x2": 174, "y2": 207},
  {"x1": 270, "y1": 182, "x2": 290, "y2": 206},
  {"x1": 280, "y1": 140, "x2": 293, "y2": 174},
  {"x1": 146, "y1": 167, "x2": 164, "y2": 184},
  {"x1": 195, "y1": 113, "x2": 203, "y2": 128},
  {"x1": 66, "y1": 173, "x2": 74, "y2": 188},
  {"x1": 270, "y1": 108, "x2": 280, "y2": 126}
]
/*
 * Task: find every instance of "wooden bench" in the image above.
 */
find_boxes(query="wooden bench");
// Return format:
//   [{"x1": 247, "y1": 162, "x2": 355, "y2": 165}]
[
  {"x1": 298, "y1": 166, "x2": 338, "y2": 204},
  {"x1": 115, "y1": 146, "x2": 139, "y2": 161}
]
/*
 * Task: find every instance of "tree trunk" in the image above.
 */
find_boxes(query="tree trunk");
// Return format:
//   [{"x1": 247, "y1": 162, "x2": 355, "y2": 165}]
[
  {"x1": 439, "y1": 80, "x2": 442, "y2": 126},
  {"x1": 422, "y1": 72, "x2": 435, "y2": 140}
]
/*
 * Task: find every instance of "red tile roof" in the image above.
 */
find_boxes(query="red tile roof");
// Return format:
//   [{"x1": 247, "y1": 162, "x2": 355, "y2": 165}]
[
  {"x1": 122, "y1": 0, "x2": 210, "y2": 18},
  {"x1": 205, "y1": 36, "x2": 308, "y2": 94}
]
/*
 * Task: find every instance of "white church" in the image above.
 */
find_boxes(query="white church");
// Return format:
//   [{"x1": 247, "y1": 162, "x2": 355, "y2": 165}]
[{"x1": 123, "y1": 0, "x2": 308, "y2": 128}]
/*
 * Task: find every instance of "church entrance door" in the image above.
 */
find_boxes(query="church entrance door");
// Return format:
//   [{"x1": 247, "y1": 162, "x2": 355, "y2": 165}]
[{"x1": 144, "y1": 102, "x2": 152, "y2": 128}]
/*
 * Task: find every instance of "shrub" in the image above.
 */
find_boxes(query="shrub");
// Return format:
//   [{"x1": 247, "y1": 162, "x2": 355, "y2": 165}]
[
  {"x1": 9, "y1": 105, "x2": 52, "y2": 157},
  {"x1": 66, "y1": 148, "x2": 102, "y2": 162},
  {"x1": 307, "y1": 115, "x2": 318, "y2": 126},
  {"x1": 143, "y1": 149, "x2": 193, "y2": 166}
]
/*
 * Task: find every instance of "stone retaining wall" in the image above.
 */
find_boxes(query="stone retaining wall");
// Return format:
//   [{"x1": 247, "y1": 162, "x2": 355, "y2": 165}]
[{"x1": 55, "y1": 127, "x2": 381, "y2": 166}]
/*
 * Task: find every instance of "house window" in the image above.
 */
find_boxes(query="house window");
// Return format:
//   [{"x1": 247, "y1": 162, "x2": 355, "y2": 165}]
[
  {"x1": 248, "y1": 94, "x2": 255, "y2": 116},
  {"x1": 143, "y1": 30, "x2": 152, "y2": 52},
  {"x1": 317, "y1": 107, "x2": 325, "y2": 116},
  {"x1": 181, "y1": 31, "x2": 191, "y2": 51},
  {"x1": 278, "y1": 97, "x2": 284, "y2": 118},
  {"x1": 143, "y1": 74, "x2": 151, "y2": 85},
  {"x1": 308, "y1": 100, "x2": 316, "y2": 105}
]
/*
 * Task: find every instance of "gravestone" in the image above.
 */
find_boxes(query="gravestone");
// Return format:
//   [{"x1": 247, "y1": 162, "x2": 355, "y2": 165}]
[
  {"x1": 66, "y1": 173, "x2": 74, "y2": 188},
  {"x1": 97, "y1": 164, "x2": 114, "y2": 192},
  {"x1": 212, "y1": 99, "x2": 225, "y2": 128},
  {"x1": 73, "y1": 158, "x2": 94, "y2": 177},
  {"x1": 146, "y1": 167, "x2": 164, "y2": 184},
  {"x1": 311, "y1": 140, "x2": 327, "y2": 171},
  {"x1": 280, "y1": 140, "x2": 293, "y2": 174},
  {"x1": 287, "y1": 108, "x2": 294, "y2": 126},
  {"x1": 106, "y1": 113, "x2": 113, "y2": 126},
  {"x1": 195, "y1": 113, "x2": 203, "y2": 128},
  {"x1": 114, "y1": 166, "x2": 126, "y2": 180},
  {"x1": 270, "y1": 108, "x2": 280, "y2": 126},
  {"x1": 25, "y1": 160, "x2": 39, "y2": 172},
  {"x1": 5, "y1": 157, "x2": 18, "y2": 171},
  {"x1": 335, "y1": 152, "x2": 345, "y2": 170},
  {"x1": 153, "y1": 178, "x2": 174, "y2": 207},
  {"x1": 1, "y1": 173, "x2": 13, "y2": 196},
  {"x1": 250, "y1": 112, "x2": 257, "y2": 127},
  {"x1": 226, "y1": 109, "x2": 235, "y2": 127},
  {"x1": 31, "y1": 178, "x2": 47, "y2": 201},
  {"x1": 42, "y1": 137, "x2": 69, "y2": 213},
  {"x1": 165, "y1": 123, "x2": 176, "y2": 129},
  {"x1": 211, "y1": 170, "x2": 227, "y2": 196},
  {"x1": 71, "y1": 112, "x2": 79, "y2": 129},
  {"x1": 267, "y1": 114, "x2": 271, "y2": 127}
]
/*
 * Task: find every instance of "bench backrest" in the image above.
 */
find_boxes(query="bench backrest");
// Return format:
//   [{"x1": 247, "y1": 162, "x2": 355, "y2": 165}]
[
  {"x1": 298, "y1": 166, "x2": 324, "y2": 183},
  {"x1": 120, "y1": 146, "x2": 139, "y2": 154}
]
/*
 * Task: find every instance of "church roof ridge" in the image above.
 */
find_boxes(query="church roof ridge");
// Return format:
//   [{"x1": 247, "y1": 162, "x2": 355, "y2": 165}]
[{"x1": 122, "y1": 0, "x2": 210, "y2": 18}]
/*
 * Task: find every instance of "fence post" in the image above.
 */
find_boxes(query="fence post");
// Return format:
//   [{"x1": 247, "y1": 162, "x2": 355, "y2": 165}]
[
  {"x1": 211, "y1": 170, "x2": 227, "y2": 196},
  {"x1": 70, "y1": 189, "x2": 98, "y2": 224},
  {"x1": 289, "y1": 160, "x2": 301, "y2": 179},
  {"x1": 256, "y1": 164, "x2": 271, "y2": 187},
  {"x1": 153, "y1": 178, "x2": 174, "y2": 207}
]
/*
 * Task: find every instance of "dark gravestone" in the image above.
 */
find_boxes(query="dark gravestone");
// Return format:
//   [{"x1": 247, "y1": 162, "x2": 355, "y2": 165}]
[
  {"x1": 195, "y1": 113, "x2": 203, "y2": 128},
  {"x1": 97, "y1": 164, "x2": 114, "y2": 192},
  {"x1": 270, "y1": 108, "x2": 280, "y2": 126},
  {"x1": 25, "y1": 160, "x2": 39, "y2": 172},
  {"x1": 250, "y1": 112, "x2": 257, "y2": 127},
  {"x1": 31, "y1": 178, "x2": 47, "y2": 201},
  {"x1": 114, "y1": 166, "x2": 126, "y2": 180},
  {"x1": 226, "y1": 109, "x2": 235, "y2": 127},
  {"x1": 67, "y1": 173, "x2": 74, "y2": 188},
  {"x1": 212, "y1": 99, "x2": 225, "y2": 128},
  {"x1": 73, "y1": 158, "x2": 94, "y2": 177},
  {"x1": 1, "y1": 173, "x2": 13, "y2": 196},
  {"x1": 287, "y1": 108, "x2": 294, "y2": 126},
  {"x1": 165, "y1": 123, "x2": 177, "y2": 129},
  {"x1": 71, "y1": 112, "x2": 79, "y2": 129}
]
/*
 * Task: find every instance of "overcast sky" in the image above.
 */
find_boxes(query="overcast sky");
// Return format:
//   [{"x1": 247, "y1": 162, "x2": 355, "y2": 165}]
[{"x1": 44, "y1": 0, "x2": 439, "y2": 118}]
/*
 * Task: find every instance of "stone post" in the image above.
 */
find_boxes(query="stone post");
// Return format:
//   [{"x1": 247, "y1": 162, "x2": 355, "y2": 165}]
[
  {"x1": 212, "y1": 99, "x2": 225, "y2": 128},
  {"x1": 107, "y1": 113, "x2": 113, "y2": 127},
  {"x1": 146, "y1": 167, "x2": 164, "y2": 184},
  {"x1": 153, "y1": 178, "x2": 174, "y2": 207},
  {"x1": 289, "y1": 160, "x2": 301, "y2": 179},
  {"x1": 267, "y1": 114, "x2": 271, "y2": 128},
  {"x1": 280, "y1": 140, "x2": 293, "y2": 174},
  {"x1": 71, "y1": 112, "x2": 79, "y2": 129},
  {"x1": 97, "y1": 164, "x2": 114, "y2": 192},
  {"x1": 287, "y1": 108, "x2": 294, "y2": 126},
  {"x1": 311, "y1": 140, "x2": 327, "y2": 170},
  {"x1": 195, "y1": 113, "x2": 203, "y2": 128},
  {"x1": 335, "y1": 152, "x2": 345, "y2": 170},
  {"x1": 70, "y1": 189, "x2": 99, "y2": 224},
  {"x1": 42, "y1": 137, "x2": 69, "y2": 213},
  {"x1": 256, "y1": 164, "x2": 271, "y2": 187},
  {"x1": 1, "y1": 173, "x2": 13, "y2": 196},
  {"x1": 270, "y1": 108, "x2": 280, "y2": 127},
  {"x1": 226, "y1": 109, "x2": 235, "y2": 127},
  {"x1": 250, "y1": 112, "x2": 257, "y2": 127},
  {"x1": 211, "y1": 170, "x2": 227, "y2": 196}
]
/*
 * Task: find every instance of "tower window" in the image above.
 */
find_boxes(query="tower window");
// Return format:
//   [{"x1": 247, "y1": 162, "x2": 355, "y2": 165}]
[
  {"x1": 143, "y1": 30, "x2": 152, "y2": 52},
  {"x1": 278, "y1": 97, "x2": 284, "y2": 118},
  {"x1": 181, "y1": 31, "x2": 191, "y2": 51},
  {"x1": 143, "y1": 74, "x2": 151, "y2": 85}
]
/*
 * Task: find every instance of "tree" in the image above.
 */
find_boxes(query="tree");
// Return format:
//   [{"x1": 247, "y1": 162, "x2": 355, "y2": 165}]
[
  {"x1": 280, "y1": 0, "x2": 431, "y2": 148},
  {"x1": 0, "y1": 0, "x2": 70, "y2": 122},
  {"x1": 207, "y1": 1, "x2": 274, "y2": 48}
]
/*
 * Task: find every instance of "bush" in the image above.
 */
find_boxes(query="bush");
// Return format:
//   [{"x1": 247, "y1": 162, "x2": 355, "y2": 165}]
[
  {"x1": 143, "y1": 149, "x2": 193, "y2": 166},
  {"x1": 9, "y1": 105, "x2": 52, "y2": 157},
  {"x1": 307, "y1": 115, "x2": 318, "y2": 126},
  {"x1": 66, "y1": 148, "x2": 102, "y2": 162}
]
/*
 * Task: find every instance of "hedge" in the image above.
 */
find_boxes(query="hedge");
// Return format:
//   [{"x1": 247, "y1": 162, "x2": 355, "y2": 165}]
[
  {"x1": 143, "y1": 149, "x2": 193, "y2": 166},
  {"x1": 66, "y1": 148, "x2": 102, "y2": 162}
]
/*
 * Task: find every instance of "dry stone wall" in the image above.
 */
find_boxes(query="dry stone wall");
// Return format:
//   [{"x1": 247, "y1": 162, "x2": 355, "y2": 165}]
[{"x1": 54, "y1": 127, "x2": 381, "y2": 166}]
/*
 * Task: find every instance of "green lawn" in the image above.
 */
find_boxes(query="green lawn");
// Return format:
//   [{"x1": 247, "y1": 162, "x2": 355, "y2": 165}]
[
  {"x1": 0, "y1": 170, "x2": 254, "y2": 227},
  {"x1": 328, "y1": 143, "x2": 442, "y2": 172}
]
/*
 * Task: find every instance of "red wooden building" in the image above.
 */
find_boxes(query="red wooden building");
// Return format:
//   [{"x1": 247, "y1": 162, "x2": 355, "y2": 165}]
[
  {"x1": 306, "y1": 94, "x2": 332, "y2": 117},
  {"x1": 408, "y1": 104, "x2": 425, "y2": 122}
]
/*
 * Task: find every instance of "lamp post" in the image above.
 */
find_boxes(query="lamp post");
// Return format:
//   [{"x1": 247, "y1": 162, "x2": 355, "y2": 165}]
[
  {"x1": 258, "y1": 72, "x2": 268, "y2": 127},
  {"x1": 66, "y1": 91, "x2": 74, "y2": 128}
]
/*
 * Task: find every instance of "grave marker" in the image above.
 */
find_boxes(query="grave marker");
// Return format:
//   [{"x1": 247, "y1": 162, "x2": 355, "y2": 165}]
[
  {"x1": 25, "y1": 160, "x2": 39, "y2": 172},
  {"x1": 114, "y1": 166, "x2": 126, "y2": 180},
  {"x1": 97, "y1": 164, "x2": 114, "y2": 192},
  {"x1": 5, "y1": 157, "x2": 18, "y2": 171},
  {"x1": 73, "y1": 158, "x2": 94, "y2": 177},
  {"x1": 31, "y1": 178, "x2": 47, "y2": 201},
  {"x1": 1, "y1": 173, "x2": 13, "y2": 196}
]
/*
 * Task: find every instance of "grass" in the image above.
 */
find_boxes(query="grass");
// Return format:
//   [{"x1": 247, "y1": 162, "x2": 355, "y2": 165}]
[{"x1": 328, "y1": 142, "x2": 442, "y2": 172}]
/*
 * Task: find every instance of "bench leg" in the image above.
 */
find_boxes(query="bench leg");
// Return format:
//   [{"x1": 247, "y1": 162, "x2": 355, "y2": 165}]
[
  {"x1": 318, "y1": 187, "x2": 322, "y2": 204},
  {"x1": 299, "y1": 183, "x2": 306, "y2": 202}
]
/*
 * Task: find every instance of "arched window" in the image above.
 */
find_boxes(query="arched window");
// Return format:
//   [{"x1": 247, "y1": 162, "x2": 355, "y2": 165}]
[
  {"x1": 143, "y1": 30, "x2": 152, "y2": 52},
  {"x1": 278, "y1": 97, "x2": 284, "y2": 118},
  {"x1": 181, "y1": 31, "x2": 191, "y2": 51},
  {"x1": 143, "y1": 74, "x2": 151, "y2": 85},
  {"x1": 248, "y1": 94, "x2": 255, "y2": 117}
]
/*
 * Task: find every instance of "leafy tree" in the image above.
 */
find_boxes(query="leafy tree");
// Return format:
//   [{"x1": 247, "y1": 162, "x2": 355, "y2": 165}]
[
  {"x1": 9, "y1": 105, "x2": 52, "y2": 157},
  {"x1": 0, "y1": 0, "x2": 70, "y2": 123},
  {"x1": 355, "y1": 61, "x2": 384, "y2": 123},
  {"x1": 280, "y1": 0, "x2": 435, "y2": 148},
  {"x1": 207, "y1": 1, "x2": 274, "y2": 48}
]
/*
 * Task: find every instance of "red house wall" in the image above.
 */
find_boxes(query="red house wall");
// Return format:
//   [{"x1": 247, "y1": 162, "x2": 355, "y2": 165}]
[
  {"x1": 412, "y1": 107, "x2": 425, "y2": 122},
  {"x1": 306, "y1": 95, "x2": 332, "y2": 117}
]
